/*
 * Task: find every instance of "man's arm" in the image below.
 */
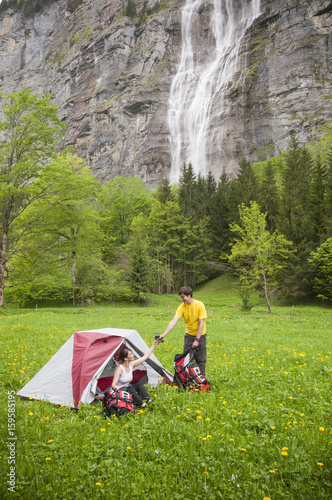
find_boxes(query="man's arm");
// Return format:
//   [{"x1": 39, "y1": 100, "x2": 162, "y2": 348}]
[
  {"x1": 160, "y1": 316, "x2": 180, "y2": 339},
  {"x1": 192, "y1": 318, "x2": 205, "y2": 347}
]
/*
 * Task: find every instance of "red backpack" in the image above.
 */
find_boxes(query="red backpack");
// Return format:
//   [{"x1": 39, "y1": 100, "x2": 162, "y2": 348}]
[
  {"x1": 104, "y1": 389, "x2": 135, "y2": 417},
  {"x1": 174, "y1": 348, "x2": 210, "y2": 392}
]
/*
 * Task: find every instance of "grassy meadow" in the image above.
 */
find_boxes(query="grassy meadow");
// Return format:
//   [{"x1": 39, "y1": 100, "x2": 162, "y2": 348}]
[{"x1": 0, "y1": 276, "x2": 331, "y2": 499}]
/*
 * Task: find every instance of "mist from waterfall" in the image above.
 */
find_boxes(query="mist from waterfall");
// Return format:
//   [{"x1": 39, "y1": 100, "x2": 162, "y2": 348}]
[{"x1": 168, "y1": 0, "x2": 261, "y2": 184}]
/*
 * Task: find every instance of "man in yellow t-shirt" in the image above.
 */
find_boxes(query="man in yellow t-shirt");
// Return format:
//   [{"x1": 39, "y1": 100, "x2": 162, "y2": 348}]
[{"x1": 160, "y1": 286, "x2": 208, "y2": 375}]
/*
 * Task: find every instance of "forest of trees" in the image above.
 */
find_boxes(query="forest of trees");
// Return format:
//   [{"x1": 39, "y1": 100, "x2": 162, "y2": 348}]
[
  {"x1": 0, "y1": 0, "x2": 60, "y2": 17},
  {"x1": 1, "y1": 89, "x2": 332, "y2": 308}
]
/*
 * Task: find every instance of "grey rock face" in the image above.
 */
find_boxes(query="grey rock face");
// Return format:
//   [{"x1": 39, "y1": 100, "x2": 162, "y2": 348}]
[
  {"x1": 244, "y1": 0, "x2": 332, "y2": 165},
  {"x1": 0, "y1": 0, "x2": 331, "y2": 187}
]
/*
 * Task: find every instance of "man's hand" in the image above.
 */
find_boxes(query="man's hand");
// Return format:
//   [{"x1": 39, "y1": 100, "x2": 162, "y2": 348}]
[{"x1": 192, "y1": 338, "x2": 199, "y2": 348}]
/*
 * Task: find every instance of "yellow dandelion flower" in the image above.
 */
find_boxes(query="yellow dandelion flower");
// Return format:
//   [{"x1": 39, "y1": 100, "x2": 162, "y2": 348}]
[
  {"x1": 45, "y1": 457, "x2": 51, "y2": 461},
  {"x1": 263, "y1": 497, "x2": 272, "y2": 500},
  {"x1": 29, "y1": 412, "x2": 33, "y2": 416},
  {"x1": 319, "y1": 427, "x2": 325, "y2": 431},
  {"x1": 230, "y1": 439, "x2": 234, "y2": 442},
  {"x1": 281, "y1": 451, "x2": 288, "y2": 456},
  {"x1": 282, "y1": 447, "x2": 288, "y2": 450},
  {"x1": 197, "y1": 416, "x2": 202, "y2": 419},
  {"x1": 271, "y1": 426, "x2": 275, "y2": 430},
  {"x1": 241, "y1": 448, "x2": 246, "y2": 452},
  {"x1": 47, "y1": 440, "x2": 53, "y2": 443},
  {"x1": 317, "y1": 462, "x2": 324, "y2": 466},
  {"x1": 269, "y1": 470, "x2": 275, "y2": 473},
  {"x1": 126, "y1": 447, "x2": 131, "y2": 450},
  {"x1": 101, "y1": 428, "x2": 106, "y2": 432},
  {"x1": 205, "y1": 418, "x2": 210, "y2": 421},
  {"x1": 204, "y1": 471, "x2": 209, "y2": 475},
  {"x1": 96, "y1": 482, "x2": 101, "y2": 486}
]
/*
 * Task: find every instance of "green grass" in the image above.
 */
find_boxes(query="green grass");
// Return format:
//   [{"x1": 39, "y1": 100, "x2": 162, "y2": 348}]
[{"x1": 1, "y1": 279, "x2": 331, "y2": 499}]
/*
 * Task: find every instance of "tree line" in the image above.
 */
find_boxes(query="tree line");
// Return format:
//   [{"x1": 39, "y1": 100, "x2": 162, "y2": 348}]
[
  {"x1": 1, "y1": 89, "x2": 331, "y2": 308},
  {"x1": 0, "y1": 0, "x2": 59, "y2": 17}
]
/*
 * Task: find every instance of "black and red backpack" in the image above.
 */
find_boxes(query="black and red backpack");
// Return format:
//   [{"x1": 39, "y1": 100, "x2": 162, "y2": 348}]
[
  {"x1": 174, "y1": 348, "x2": 210, "y2": 392},
  {"x1": 103, "y1": 388, "x2": 135, "y2": 417}
]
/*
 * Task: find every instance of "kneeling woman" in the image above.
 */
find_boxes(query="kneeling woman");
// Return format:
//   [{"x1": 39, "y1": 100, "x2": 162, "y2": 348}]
[{"x1": 112, "y1": 340, "x2": 159, "y2": 408}]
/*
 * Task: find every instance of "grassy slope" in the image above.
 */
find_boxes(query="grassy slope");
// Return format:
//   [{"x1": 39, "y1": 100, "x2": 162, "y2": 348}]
[{"x1": 0, "y1": 278, "x2": 331, "y2": 499}]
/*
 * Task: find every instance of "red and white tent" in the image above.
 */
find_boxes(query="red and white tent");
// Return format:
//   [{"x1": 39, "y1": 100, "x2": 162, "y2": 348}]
[{"x1": 17, "y1": 328, "x2": 173, "y2": 408}]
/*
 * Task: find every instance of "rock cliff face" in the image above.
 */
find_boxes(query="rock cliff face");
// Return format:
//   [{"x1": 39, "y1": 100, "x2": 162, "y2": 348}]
[
  {"x1": 244, "y1": 0, "x2": 332, "y2": 165},
  {"x1": 0, "y1": 0, "x2": 331, "y2": 187}
]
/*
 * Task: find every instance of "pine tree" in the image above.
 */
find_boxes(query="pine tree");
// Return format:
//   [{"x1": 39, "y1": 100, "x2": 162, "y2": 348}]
[
  {"x1": 308, "y1": 238, "x2": 332, "y2": 301},
  {"x1": 127, "y1": 215, "x2": 151, "y2": 302},
  {"x1": 209, "y1": 169, "x2": 232, "y2": 256},
  {"x1": 308, "y1": 157, "x2": 327, "y2": 243},
  {"x1": 276, "y1": 136, "x2": 314, "y2": 291},
  {"x1": 257, "y1": 160, "x2": 279, "y2": 232},
  {"x1": 147, "y1": 199, "x2": 182, "y2": 293},
  {"x1": 178, "y1": 162, "x2": 198, "y2": 216},
  {"x1": 277, "y1": 136, "x2": 312, "y2": 246},
  {"x1": 177, "y1": 215, "x2": 212, "y2": 288},
  {"x1": 155, "y1": 178, "x2": 175, "y2": 204},
  {"x1": 325, "y1": 148, "x2": 332, "y2": 237},
  {"x1": 227, "y1": 157, "x2": 258, "y2": 225}
]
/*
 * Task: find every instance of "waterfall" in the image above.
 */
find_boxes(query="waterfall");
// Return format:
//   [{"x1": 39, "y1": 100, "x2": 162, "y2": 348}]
[{"x1": 168, "y1": 0, "x2": 261, "y2": 183}]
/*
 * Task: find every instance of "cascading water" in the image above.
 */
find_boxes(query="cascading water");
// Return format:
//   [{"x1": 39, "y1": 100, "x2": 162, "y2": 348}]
[{"x1": 168, "y1": 0, "x2": 261, "y2": 183}]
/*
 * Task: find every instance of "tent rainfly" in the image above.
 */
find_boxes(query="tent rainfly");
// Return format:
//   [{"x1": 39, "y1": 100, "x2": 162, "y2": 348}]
[{"x1": 17, "y1": 328, "x2": 173, "y2": 408}]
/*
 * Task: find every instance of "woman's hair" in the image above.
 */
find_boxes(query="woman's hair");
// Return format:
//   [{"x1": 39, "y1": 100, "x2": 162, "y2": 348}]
[{"x1": 118, "y1": 347, "x2": 131, "y2": 362}]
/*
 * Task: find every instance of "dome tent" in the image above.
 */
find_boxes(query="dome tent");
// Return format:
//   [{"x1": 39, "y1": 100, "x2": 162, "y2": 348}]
[{"x1": 17, "y1": 328, "x2": 173, "y2": 408}]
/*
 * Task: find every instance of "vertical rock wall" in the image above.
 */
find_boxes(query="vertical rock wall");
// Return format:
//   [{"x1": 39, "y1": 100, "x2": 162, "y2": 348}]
[{"x1": 0, "y1": 0, "x2": 331, "y2": 186}]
